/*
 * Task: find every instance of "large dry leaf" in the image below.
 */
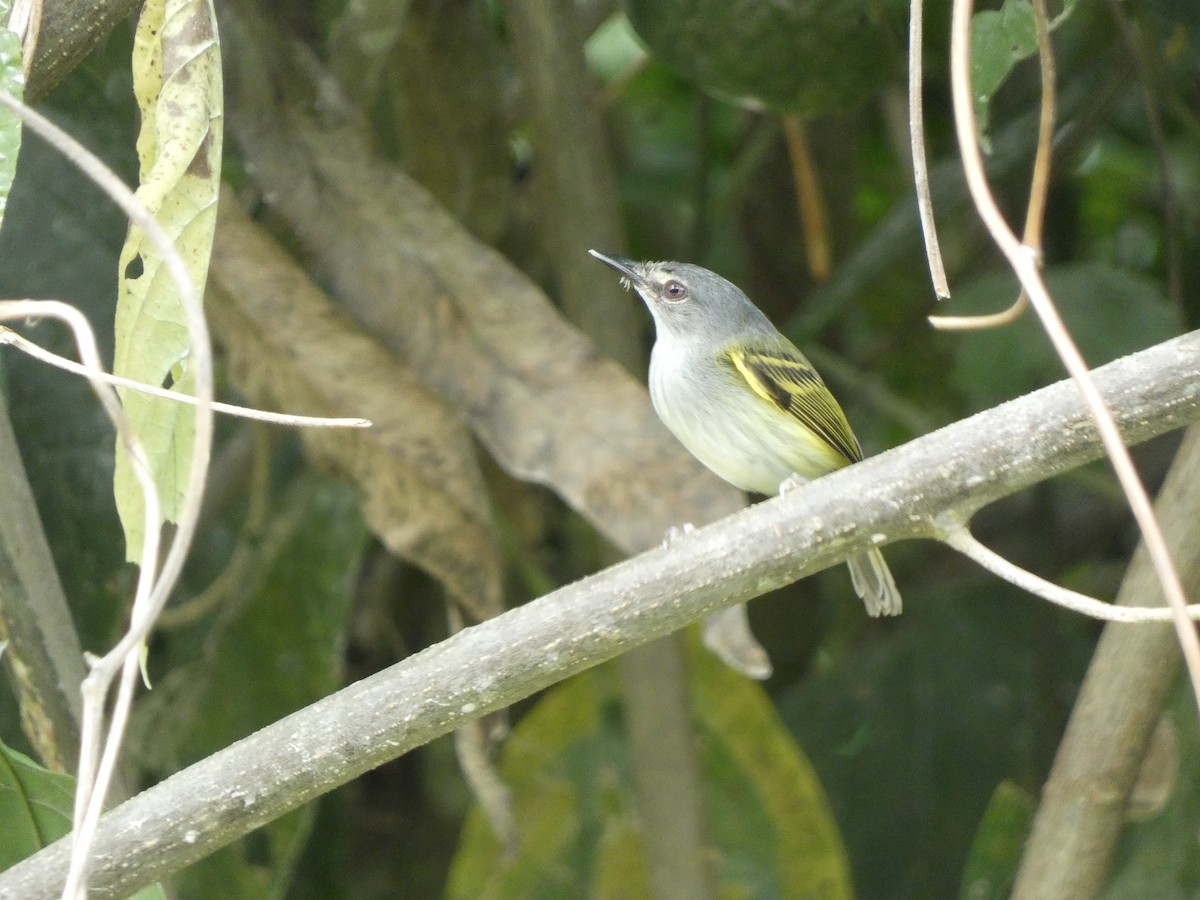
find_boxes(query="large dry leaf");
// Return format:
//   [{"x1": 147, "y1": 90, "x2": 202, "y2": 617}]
[
  {"x1": 218, "y1": 3, "x2": 744, "y2": 557},
  {"x1": 207, "y1": 194, "x2": 503, "y2": 622},
  {"x1": 112, "y1": 0, "x2": 222, "y2": 561}
]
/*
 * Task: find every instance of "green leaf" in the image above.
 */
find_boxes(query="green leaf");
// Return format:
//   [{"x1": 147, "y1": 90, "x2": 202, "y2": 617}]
[
  {"x1": 690, "y1": 636, "x2": 854, "y2": 898},
  {"x1": 968, "y1": 0, "x2": 1079, "y2": 152},
  {"x1": 622, "y1": 1, "x2": 895, "y2": 116},
  {"x1": 0, "y1": 740, "x2": 74, "y2": 871},
  {"x1": 970, "y1": 1, "x2": 1037, "y2": 153},
  {"x1": 446, "y1": 632, "x2": 853, "y2": 899},
  {"x1": 127, "y1": 474, "x2": 367, "y2": 899},
  {"x1": 112, "y1": 0, "x2": 223, "y2": 562},
  {"x1": 957, "y1": 781, "x2": 1035, "y2": 900},
  {"x1": 0, "y1": 740, "x2": 168, "y2": 897}
]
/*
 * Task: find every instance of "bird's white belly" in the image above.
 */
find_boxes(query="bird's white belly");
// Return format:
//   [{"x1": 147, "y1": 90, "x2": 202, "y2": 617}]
[{"x1": 649, "y1": 344, "x2": 845, "y2": 495}]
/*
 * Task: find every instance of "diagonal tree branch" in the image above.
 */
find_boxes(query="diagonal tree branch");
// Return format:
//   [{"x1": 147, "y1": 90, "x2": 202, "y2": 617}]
[
  {"x1": 1011, "y1": 422, "x2": 1200, "y2": 899},
  {"x1": 0, "y1": 330, "x2": 1198, "y2": 899}
]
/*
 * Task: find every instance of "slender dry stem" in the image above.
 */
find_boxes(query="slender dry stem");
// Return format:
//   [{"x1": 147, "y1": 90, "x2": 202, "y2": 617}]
[
  {"x1": 930, "y1": 0, "x2": 1057, "y2": 331},
  {"x1": 942, "y1": 523, "x2": 1200, "y2": 622},
  {"x1": 0, "y1": 327, "x2": 370, "y2": 428},
  {"x1": 945, "y1": 0, "x2": 1200, "y2": 707},
  {"x1": 908, "y1": 0, "x2": 951, "y2": 301}
]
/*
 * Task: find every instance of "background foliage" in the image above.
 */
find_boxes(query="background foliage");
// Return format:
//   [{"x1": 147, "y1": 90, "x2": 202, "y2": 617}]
[{"x1": 1, "y1": 0, "x2": 1198, "y2": 897}]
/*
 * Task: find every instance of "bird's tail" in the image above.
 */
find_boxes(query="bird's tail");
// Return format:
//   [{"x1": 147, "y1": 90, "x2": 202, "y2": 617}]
[{"x1": 847, "y1": 548, "x2": 902, "y2": 617}]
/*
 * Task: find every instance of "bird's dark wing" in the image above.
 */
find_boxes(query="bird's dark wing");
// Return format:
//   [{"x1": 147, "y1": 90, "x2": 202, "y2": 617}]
[{"x1": 726, "y1": 345, "x2": 863, "y2": 464}]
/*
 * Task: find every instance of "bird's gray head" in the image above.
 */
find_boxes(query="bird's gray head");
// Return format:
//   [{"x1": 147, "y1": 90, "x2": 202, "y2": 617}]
[{"x1": 588, "y1": 250, "x2": 770, "y2": 343}]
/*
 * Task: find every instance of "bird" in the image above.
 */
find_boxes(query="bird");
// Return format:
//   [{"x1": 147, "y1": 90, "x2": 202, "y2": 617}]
[{"x1": 590, "y1": 250, "x2": 901, "y2": 617}]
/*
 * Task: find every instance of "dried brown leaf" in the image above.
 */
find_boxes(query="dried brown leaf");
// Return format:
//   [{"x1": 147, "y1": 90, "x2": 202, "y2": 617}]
[{"x1": 207, "y1": 194, "x2": 503, "y2": 622}]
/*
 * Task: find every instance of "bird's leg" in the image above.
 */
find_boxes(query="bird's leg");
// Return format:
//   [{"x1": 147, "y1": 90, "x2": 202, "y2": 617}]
[
  {"x1": 662, "y1": 522, "x2": 697, "y2": 547},
  {"x1": 779, "y1": 473, "x2": 810, "y2": 496}
]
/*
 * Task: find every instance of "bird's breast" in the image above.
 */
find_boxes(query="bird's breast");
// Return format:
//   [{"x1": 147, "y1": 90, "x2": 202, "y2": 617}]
[{"x1": 648, "y1": 341, "x2": 847, "y2": 494}]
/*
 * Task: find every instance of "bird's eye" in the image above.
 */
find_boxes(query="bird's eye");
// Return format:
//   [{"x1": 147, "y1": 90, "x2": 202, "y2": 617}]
[{"x1": 662, "y1": 279, "x2": 688, "y2": 302}]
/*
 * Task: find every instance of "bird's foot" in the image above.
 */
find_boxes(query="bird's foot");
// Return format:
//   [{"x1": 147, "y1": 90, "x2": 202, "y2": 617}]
[
  {"x1": 662, "y1": 522, "x2": 696, "y2": 548},
  {"x1": 779, "y1": 473, "x2": 810, "y2": 496}
]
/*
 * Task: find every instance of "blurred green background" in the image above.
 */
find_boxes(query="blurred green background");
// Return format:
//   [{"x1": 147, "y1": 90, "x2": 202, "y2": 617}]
[{"x1": 1, "y1": 0, "x2": 1198, "y2": 897}]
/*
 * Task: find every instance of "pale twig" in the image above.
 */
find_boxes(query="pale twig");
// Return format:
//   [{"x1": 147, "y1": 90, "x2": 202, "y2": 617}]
[
  {"x1": 908, "y1": 0, "x2": 951, "y2": 301},
  {"x1": 945, "y1": 0, "x2": 1200, "y2": 704},
  {"x1": 1023, "y1": 0, "x2": 1056, "y2": 256},
  {"x1": 0, "y1": 88, "x2": 214, "y2": 900},
  {"x1": 0, "y1": 326, "x2": 371, "y2": 429},
  {"x1": 928, "y1": 297, "x2": 1030, "y2": 331},
  {"x1": 941, "y1": 523, "x2": 1200, "y2": 622},
  {"x1": 930, "y1": 0, "x2": 1057, "y2": 331},
  {"x1": 0, "y1": 301, "x2": 162, "y2": 889}
]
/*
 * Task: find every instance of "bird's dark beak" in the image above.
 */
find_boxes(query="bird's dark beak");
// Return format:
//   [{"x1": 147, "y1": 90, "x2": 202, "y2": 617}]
[{"x1": 588, "y1": 249, "x2": 648, "y2": 290}]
